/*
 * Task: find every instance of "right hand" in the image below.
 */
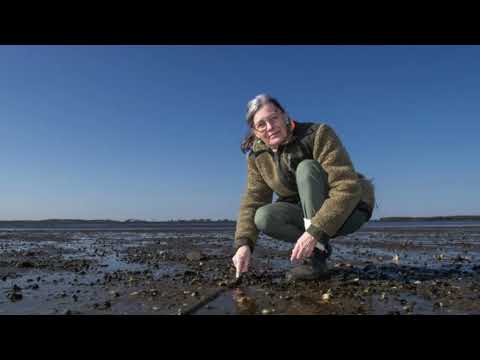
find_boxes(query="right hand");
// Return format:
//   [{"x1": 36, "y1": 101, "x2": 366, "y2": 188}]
[{"x1": 232, "y1": 245, "x2": 251, "y2": 278}]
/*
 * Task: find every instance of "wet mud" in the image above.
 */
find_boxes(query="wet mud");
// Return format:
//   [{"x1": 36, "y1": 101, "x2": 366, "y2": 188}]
[{"x1": 1, "y1": 225, "x2": 480, "y2": 315}]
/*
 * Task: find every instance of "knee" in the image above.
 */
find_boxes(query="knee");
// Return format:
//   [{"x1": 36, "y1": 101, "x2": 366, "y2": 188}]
[
  {"x1": 254, "y1": 205, "x2": 275, "y2": 232},
  {"x1": 295, "y1": 159, "x2": 324, "y2": 184}
]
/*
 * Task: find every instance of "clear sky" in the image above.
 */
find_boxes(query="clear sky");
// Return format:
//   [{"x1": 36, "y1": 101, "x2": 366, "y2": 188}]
[{"x1": 1, "y1": 45, "x2": 479, "y2": 220}]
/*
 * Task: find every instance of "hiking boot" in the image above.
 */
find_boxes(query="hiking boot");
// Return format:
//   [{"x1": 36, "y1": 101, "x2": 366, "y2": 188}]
[{"x1": 285, "y1": 244, "x2": 331, "y2": 282}]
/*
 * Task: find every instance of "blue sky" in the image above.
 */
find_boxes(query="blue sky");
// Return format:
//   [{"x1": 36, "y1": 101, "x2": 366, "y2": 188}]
[{"x1": 0, "y1": 45, "x2": 479, "y2": 220}]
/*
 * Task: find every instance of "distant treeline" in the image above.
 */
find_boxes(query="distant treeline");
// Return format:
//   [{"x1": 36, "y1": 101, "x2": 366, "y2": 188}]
[
  {"x1": 0, "y1": 219, "x2": 236, "y2": 225},
  {"x1": 379, "y1": 216, "x2": 480, "y2": 222}
]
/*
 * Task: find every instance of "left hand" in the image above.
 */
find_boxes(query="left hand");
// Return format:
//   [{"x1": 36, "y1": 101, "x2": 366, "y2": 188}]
[{"x1": 290, "y1": 232, "x2": 318, "y2": 262}]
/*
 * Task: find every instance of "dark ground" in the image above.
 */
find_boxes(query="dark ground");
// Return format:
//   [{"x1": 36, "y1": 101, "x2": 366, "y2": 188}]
[{"x1": 1, "y1": 225, "x2": 480, "y2": 315}]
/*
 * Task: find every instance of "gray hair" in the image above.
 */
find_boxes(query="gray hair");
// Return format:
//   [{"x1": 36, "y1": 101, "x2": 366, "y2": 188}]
[
  {"x1": 245, "y1": 94, "x2": 287, "y2": 126},
  {"x1": 241, "y1": 94, "x2": 289, "y2": 153}
]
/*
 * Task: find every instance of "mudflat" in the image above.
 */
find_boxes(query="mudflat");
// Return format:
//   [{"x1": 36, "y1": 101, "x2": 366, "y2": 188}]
[{"x1": 1, "y1": 224, "x2": 480, "y2": 315}]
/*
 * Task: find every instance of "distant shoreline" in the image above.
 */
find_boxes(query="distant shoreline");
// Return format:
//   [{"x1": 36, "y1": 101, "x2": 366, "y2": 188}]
[
  {"x1": 0, "y1": 219, "x2": 236, "y2": 227},
  {"x1": 377, "y1": 216, "x2": 480, "y2": 222},
  {"x1": 1, "y1": 216, "x2": 480, "y2": 225}
]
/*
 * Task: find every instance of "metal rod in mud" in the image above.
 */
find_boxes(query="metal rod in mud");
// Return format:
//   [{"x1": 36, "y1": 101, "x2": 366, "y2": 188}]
[{"x1": 178, "y1": 276, "x2": 244, "y2": 315}]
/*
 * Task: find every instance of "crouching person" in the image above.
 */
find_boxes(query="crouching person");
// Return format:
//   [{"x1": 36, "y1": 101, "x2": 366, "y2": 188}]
[{"x1": 233, "y1": 94, "x2": 375, "y2": 282}]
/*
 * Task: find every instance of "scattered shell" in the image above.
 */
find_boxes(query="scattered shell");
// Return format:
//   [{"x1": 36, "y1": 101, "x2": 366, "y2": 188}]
[{"x1": 322, "y1": 289, "x2": 332, "y2": 302}]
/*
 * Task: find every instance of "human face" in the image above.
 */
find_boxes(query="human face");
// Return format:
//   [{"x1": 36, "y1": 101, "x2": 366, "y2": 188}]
[{"x1": 252, "y1": 103, "x2": 288, "y2": 149}]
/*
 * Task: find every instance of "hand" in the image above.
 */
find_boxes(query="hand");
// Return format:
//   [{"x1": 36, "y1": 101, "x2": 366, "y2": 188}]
[
  {"x1": 290, "y1": 232, "x2": 318, "y2": 263},
  {"x1": 232, "y1": 245, "x2": 251, "y2": 278}
]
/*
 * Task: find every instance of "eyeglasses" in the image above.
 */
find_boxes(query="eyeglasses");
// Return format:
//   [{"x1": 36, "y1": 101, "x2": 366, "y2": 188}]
[{"x1": 252, "y1": 113, "x2": 282, "y2": 132}]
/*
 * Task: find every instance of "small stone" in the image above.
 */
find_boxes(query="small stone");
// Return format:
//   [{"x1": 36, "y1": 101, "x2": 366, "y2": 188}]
[
  {"x1": 186, "y1": 251, "x2": 203, "y2": 262},
  {"x1": 12, "y1": 284, "x2": 22, "y2": 292},
  {"x1": 32, "y1": 284, "x2": 39, "y2": 290},
  {"x1": 63, "y1": 309, "x2": 72, "y2": 315},
  {"x1": 413, "y1": 280, "x2": 422, "y2": 285},
  {"x1": 433, "y1": 302, "x2": 444, "y2": 308},
  {"x1": 152, "y1": 306, "x2": 159, "y2": 311},
  {"x1": 129, "y1": 291, "x2": 139, "y2": 296},
  {"x1": 7, "y1": 292, "x2": 23, "y2": 302},
  {"x1": 16, "y1": 261, "x2": 34, "y2": 268},
  {"x1": 261, "y1": 308, "x2": 271, "y2": 315}
]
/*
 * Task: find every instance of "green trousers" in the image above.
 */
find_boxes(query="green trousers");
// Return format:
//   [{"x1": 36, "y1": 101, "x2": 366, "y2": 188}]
[{"x1": 254, "y1": 160, "x2": 368, "y2": 247}]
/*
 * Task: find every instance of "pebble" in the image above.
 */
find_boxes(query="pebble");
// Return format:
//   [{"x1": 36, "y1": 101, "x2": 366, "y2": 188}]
[
  {"x1": 261, "y1": 308, "x2": 272, "y2": 315},
  {"x1": 186, "y1": 251, "x2": 203, "y2": 262},
  {"x1": 7, "y1": 292, "x2": 23, "y2": 302}
]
